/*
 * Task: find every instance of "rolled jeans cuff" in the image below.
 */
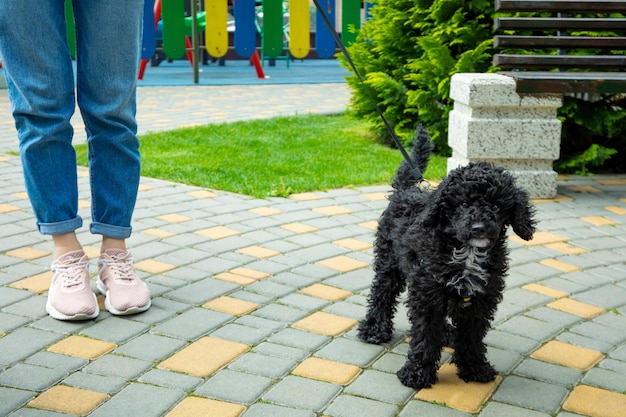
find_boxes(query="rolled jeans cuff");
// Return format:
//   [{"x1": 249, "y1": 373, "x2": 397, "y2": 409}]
[
  {"x1": 38, "y1": 216, "x2": 83, "y2": 236},
  {"x1": 90, "y1": 222, "x2": 132, "y2": 239}
]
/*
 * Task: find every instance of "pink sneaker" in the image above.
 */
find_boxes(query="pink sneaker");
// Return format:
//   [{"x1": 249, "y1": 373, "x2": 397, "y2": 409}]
[
  {"x1": 96, "y1": 249, "x2": 151, "y2": 315},
  {"x1": 47, "y1": 250, "x2": 99, "y2": 321}
]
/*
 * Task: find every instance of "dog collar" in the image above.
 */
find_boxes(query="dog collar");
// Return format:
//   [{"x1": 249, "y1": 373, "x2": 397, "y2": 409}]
[{"x1": 461, "y1": 297, "x2": 472, "y2": 308}]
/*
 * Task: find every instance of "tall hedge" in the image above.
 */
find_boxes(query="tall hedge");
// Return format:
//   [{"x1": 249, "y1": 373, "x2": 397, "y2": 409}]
[{"x1": 339, "y1": 0, "x2": 626, "y2": 173}]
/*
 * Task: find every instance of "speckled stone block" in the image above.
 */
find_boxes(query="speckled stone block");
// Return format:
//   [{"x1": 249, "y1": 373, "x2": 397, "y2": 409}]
[{"x1": 447, "y1": 73, "x2": 564, "y2": 198}]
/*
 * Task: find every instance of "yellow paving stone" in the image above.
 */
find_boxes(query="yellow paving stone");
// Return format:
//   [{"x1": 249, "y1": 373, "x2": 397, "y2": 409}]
[
  {"x1": 299, "y1": 283, "x2": 352, "y2": 301},
  {"x1": 195, "y1": 226, "x2": 241, "y2": 240},
  {"x1": 509, "y1": 231, "x2": 568, "y2": 246},
  {"x1": 531, "y1": 194, "x2": 574, "y2": 203},
  {"x1": 361, "y1": 192, "x2": 388, "y2": 201},
  {"x1": 187, "y1": 190, "x2": 218, "y2": 199},
  {"x1": 280, "y1": 222, "x2": 319, "y2": 234},
  {"x1": 249, "y1": 206, "x2": 282, "y2": 216},
  {"x1": 229, "y1": 267, "x2": 270, "y2": 280},
  {"x1": 78, "y1": 199, "x2": 90, "y2": 209},
  {"x1": 289, "y1": 192, "x2": 322, "y2": 201},
  {"x1": 10, "y1": 191, "x2": 29, "y2": 200},
  {"x1": 158, "y1": 337, "x2": 248, "y2": 377},
  {"x1": 539, "y1": 258, "x2": 581, "y2": 273},
  {"x1": 293, "y1": 312, "x2": 358, "y2": 336},
  {"x1": 547, "y1": 298, "x2": 605, "y2": 319},
  {"x1": 0, "y1": 203, "x2": 21, "y2": 213},
  {"x1": 595, "y1": 178, "x2": 626, "y2": 186},
  {"x1": 142, "y1": 228, "x2": 176, "y2": 238},
  {"x1": 605, "y1": 205, "x2": 626, "y2": 215},
  {"x1": 316, "y1": 256, "x2": 369, "y2": 273},
  {"x1": 134, "y1": 259, "x2": 176, "y2": 274},
  {"x1": 563, "y1": 385, "x2": 626, "y2": 417},
  {"x1": 0, "y1": 155, "x2": 8, "y2": 162},
  {"x1": 544, "y1": 242, "x2": 588, "y2": 255},
  {"x1": 203, "y1": 296, "x2": 259, "y2": 315},
  {"x1": 214, "y1": 272, "x2": 256, "y2": 285},
  {"x1": 10, "y1": 271, "x2": 52, "y2": 293},
  {"x1": 292, "y1": 357, "x2": 361, "y2": 385},
  {"x1": 29, "y1": 385, "x2": 109, "y2": 415},
  {"x1": 166, "y1": 397, "x2": 245, "y2": 417},
  {"x1": 415, "y1": 363, "x2": 501, "y2": 414},
  {"x1": 138, "y1": 184, "x2": 153, "y2": 192},
  {"x1": 332, "y1": 238, "x2": 372, "y2": 251},
  {"x1": 157, "y1": 213, "x2": 193, "y2": 223},
  {"x1": 531, "y1": 340, "x2": 603, "y2": 370},
  {"x1": 236, "y1": 245, "x2": 280, "y2": 259},
  {"x1": 567, "y1": 185, "x2": 602, "y2": 193},
  {"x1": 581, "y1": 216, "x2": 617, "y2": 226},
  {"x1": 620, "y1": 198, "x2": 626, "y2": 204},
  {"x1": 6, "y1": 247, "x2": 50, "y2": 260},
  {"x1": 313, "y1": 205, "x2": 353, "y2": 216},
  {"x1": 522, "y1": 283, "x2": 568, "y2": 299},
  {"x1": 359, "y1": 220, "x2": 378, "y2": 231},
  {"x1": 82, "y1": 246, "x2": 100, "y2": 259},
  {"x1": 48, "y1": 335, "x2": 116, "y2": 360}
]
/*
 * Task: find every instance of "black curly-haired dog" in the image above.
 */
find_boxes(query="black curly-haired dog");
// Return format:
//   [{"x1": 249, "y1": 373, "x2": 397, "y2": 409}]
[{"x1": 358, "y1": 126, "x2": 536, "y2": 389}]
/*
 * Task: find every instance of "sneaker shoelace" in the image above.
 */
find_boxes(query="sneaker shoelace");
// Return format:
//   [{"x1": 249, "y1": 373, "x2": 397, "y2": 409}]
[
  {"x1": 105, "y1": 252, "x2": 136, "y2": 282},
  {"x1": 53, "y1": 260, "x2": 87, "y2": 289}
]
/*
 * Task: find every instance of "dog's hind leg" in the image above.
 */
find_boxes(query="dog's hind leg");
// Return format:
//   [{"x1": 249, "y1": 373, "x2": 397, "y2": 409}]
[{"x1": 358, "y1": 267, "x2": 405, "y2": 345}]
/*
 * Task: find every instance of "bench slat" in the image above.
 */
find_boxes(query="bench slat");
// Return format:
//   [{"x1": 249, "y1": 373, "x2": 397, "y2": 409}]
[
  {"x1": 494, "y1": 35, "x2": 626, "y2": 48},
  {"x1": 495, "y1": 54, "x2": 626, "y2": 68},
  {"x1": 495, "y1": 17, "x2": 626, "y2": 30},
  {"x1": 496, "y1": 0, "x2": 626, "y2": 12},
  {"x1": 498, "y1": 71, "x2": 626, "y2": 94}
]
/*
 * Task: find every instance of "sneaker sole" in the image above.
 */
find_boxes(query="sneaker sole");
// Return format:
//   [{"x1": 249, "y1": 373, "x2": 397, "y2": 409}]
[
  {"x1": 46, "y1": 294, "x2": 99, "y2": 321},
  {"x1": 96, "y1": 279, "x2": 151, "y2": 316}
]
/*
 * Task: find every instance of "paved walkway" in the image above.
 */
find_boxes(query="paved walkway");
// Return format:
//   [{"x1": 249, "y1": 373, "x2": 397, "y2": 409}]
[{"x1": 1, "y1": 64, "x2": 626, "y2": 417}]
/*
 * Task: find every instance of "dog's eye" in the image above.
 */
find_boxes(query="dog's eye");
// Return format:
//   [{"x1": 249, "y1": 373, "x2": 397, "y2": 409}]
[
  {"x1": 492, "y1": 204, "x2": 500, "y2": 212},
  {"x1": 461, "y1": 202, "x2": 469, "y2": 208}
]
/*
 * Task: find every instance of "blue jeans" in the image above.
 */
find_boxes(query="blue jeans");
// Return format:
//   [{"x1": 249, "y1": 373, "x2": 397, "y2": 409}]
[{"x1": 0, "y1": 0, "x2": 143, "y2": 239}]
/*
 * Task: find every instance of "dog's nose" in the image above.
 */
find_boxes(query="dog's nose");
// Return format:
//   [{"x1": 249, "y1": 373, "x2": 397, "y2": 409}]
[{"x1": 471, "y1": 222, "x2": 486, "y2": 237}]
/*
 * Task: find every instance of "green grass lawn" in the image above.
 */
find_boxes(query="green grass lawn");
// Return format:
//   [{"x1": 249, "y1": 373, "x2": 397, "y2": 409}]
[{"x1": 75, "y1": 114, "x2": 446, "y2": 198}]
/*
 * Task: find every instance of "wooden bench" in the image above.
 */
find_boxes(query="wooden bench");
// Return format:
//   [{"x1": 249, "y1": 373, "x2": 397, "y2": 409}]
[{"x1": 493, "y1": 0, "x2": 626, "y2": 94}]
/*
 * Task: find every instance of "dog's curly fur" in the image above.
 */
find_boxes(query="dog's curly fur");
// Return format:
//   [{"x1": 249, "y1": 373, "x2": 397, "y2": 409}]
[{"x1": 358, "y1": 126, "x2": 536, "y2": 389}]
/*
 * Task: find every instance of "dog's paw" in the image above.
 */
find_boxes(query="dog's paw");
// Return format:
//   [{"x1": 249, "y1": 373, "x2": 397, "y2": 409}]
[
  {"x1": 457, "y1": 362, "x2": 497, "y2": 383},
  {"x1": 397, "y1": 362, "x2": 437, "y2": 389},
  {"x1": 357, "y1": 318, "x2": 393, "y2": 345}
]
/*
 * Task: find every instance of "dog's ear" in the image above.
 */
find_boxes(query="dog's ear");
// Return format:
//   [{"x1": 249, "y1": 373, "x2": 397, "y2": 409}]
[
  {"x1": 422, "y1": 187, "x2": 445, "y2": 228},
  {"x1": 511, "y1": 189, "x2": 536, "y2": 241}
]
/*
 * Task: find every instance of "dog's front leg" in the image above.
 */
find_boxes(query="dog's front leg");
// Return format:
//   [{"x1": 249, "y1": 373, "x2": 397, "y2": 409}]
[
  {"x1": 452, "y1": 309, "x2": 497, "y2": 383},
  {"x1": 396, "y1": 283, "x2": 445, "y2": 389}
]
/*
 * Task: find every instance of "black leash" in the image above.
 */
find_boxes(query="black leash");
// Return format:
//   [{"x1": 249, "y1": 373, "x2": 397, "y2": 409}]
[{"x1": 311, "y1": 0, "x2": 424, "y2": 182}]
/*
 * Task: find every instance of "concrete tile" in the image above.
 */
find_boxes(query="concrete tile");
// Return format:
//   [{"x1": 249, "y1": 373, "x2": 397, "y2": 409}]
[
  {"x1": 9, "y1": 271, "x2": 51, "y2": 294},
  {"x1": 562, "y1": 385, "x2": 626, "y2": 417},
  {"x1": 134, "y1": 259, "x2": 176, "y2": 274},
  {"x1": 299, "y1": 283, "x2": 352, "y2": 301},
  {"x1": 203, "y1": 296, "x2": 260, "y2": 315},
  {"x1": 547, "y1": 298, "x2": 605, "y2": 319},
  {"x1": 47, "y1": 336, "x2": 116, "y2": 360},
  {"x1": 195, "y1": 226, "x2": 241, "y2": 239},
  {"x1": 543, "y1": 242, "x2": 588, "y2": 255},
  {"x1": 580, "y1": 216, "x2": 617, "y2": 226},
  {"x1": 0, "y1": 203, "x2": 21, "y2": 213},
  {"x1": 289, "y1": 192, "x2": 322, "y2": 201},
  {"x1": 332, "y1": 238, "x2": 372, "y2": 251},
  {"x1": 567, "y1": 185, "x2": 602, "y2": 193},
  {"x1": 293, "y1": 311, "x2": 358, "y2": 336},
  {"x1": 313, "y1": 205, "x2": 353, "y2": 216},
  {"x1": 360, "y1": 192, "x2": 388, "y2": 201},
  {"x1": 157, "y1": 213, "x2": 193, "y2": 223},
  {"x1": 522, "y1": 283, "x2": 568, "y2": 299},
  {"x1": 142, "y1": 228, "x2": 176, "y2": 238},
  {"x1": 492, "y1": 375, "x2": 568, "y2": 413},
  {"x1": 509, "y1": 231, "x2": 568, "y2": 246},
  {"x1": 415, "y1": 364, "x2": 501, "y2": 413},
  {"x1": 316, "y1": 256, "x2": 368, "y2": 273},
  {"x1": 158, "y1": 337, "x2": 248, "y2": 377},
  {"x1": 595, "y1": 178, "x2": 626, "y2": 185},
  {"x1": 236, "y1": 245, "x2": 280, "y2": 259},
  {"x1": 324, "y1": 394, "x2": 398, "y2": 417},
  {"x1": 6, "y1": 247, "x2": 50, "y2": 260},
  {"x1": 28, "y1": 385, "x2": 108, "y2": 415},
  {"x1": 292, "y1": 357, "x2": 361, "y2": 385},
  {"x1": 358, "y1": 220, "x2": 378, "y2": 230},
  {"x1": 280, "y1": 222, "x2": 319, "y2": 233},
  {"x1": 539, "y1": 259, "x2": 581, "y2": 273},
  {"x1": 531, "y1": 340, "x2": 603, "y2": 370},
  {"x1": 187, "y1": 190, "x2": 218, "y2": 199},
  {"x1": 165, "y1": 397, "x2": 245, "y2": 417},
  {"x1": 262, "y1": 375, "x2": 340, "y2": 411},
  {"x1": 605, "y1": 205, "x2": 626, "y2": 215},
  {"x1": 215, "y1": 271, "x2": 256, "y2": 285},
  {"x1": 248, "y1": 206, "x2": 283, "y2": 216}
]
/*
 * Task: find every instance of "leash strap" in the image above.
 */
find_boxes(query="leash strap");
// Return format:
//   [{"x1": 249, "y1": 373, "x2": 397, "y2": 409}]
[{"x1": 311, "y1": 0, "x2": 423, "y2": 182}]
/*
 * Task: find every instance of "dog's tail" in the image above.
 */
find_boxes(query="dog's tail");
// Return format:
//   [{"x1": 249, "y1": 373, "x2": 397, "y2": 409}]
[{"x1": 391, "y1": 124, "x2": 432, "y2": 190}]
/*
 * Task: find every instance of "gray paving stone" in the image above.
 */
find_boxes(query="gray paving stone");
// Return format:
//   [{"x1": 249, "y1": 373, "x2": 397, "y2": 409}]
[
  {"x1": 25, "y1": 352, "x2": 87, "y2": 373},
  {"x1": 600, "y1": 358, "x2": 626, "y2": 374},
  {"x1": 62, "y1": 371, "x2": 127, "y2": 395},
  {"x1": 79, "y1": 316, "x2": 150, "y2": 344},
  {"x1": 372, "y1": 352, "x2": 406, "y2": 374},
  {"x1": 478, "y1": 402, "x2": 551, "y2": 417},
  {"x1": 164, "y1": 277, "x2": 238, "y2": 304},
  {"x1": 496, "y1": 315, "x2": 562, "y2": 342},
  {"x1": 344, "y1": 370, "x2": 414, "y2": 404},
  {"x1": 0, "y1": 387, "x2": 35, "y2": 417},
  {"x1": 235, "y1": 314, "x2": 286, "y2": 332},
  {"x1": 246, "y1": 280, "x2": 295, "y2": 298},
  {"x1": 569, "y1": 321, "x2": 626, "y2": 345},
  {"x1": 557, "y1": 331, "x2": 615, "y2": 353},
  {"x1": 492, "y1": 376, "x2": 569, "y2": 413},
  {"x1": 324, "y1": 394, "x2": 399, "y2": 417},
  {"x1": 82, "y1": 354, "x2": 153, "y2": 380},
  {"x1": 400, "y1": 400, "x2": 472, "y2": 417},
  {"x1": 0, "y1": 287, "x2": 34, "y2": 309},
  {"x1": 315, "y1": 337, "x2": 385, "y2": 367},
  {"x1": 211, "y1": 323, "x2": 273, "y2": 345},
  {"x1": 252, "y1": 342, "x2": 309, "y2": 361},
  {"x1": 2, "y1": 295, "x2": 47, "y2": 319},
  {"x1": 195, "y1": 369, "x2": 272, "y2": 404},
  {"x1": 0, "y1": 363, "x2": 66, "y2": 392},
  {"x1": 7, "y1": 408, "x2": 74, "y2": 417},
  {"x1": 150, "y1": 307, "x2": 232, "y2": 340},
  {"x1": 278, "y1": 293, "x2": 329, "y2": 312},
  {"x1": 0, "y1": 328, "x2": 63, "y2": 367},
  {"x1": 323, "y1": 300, "x2": 366, "y2": 321},
  {"x1": 501, "y1": 288, "x2": 552, "y2": 309},
  {"x1": 484, "y1": 330, "x2": 539, "y2": 355},
  {"x1": 514, "y1": 359, "x2": 582, "y2": 388},
  {"x1": 138, "y1": 369, "x2": 202, "y2": 391},
  {"x1": 487, "y1": 346, "x2": 523, "y2": 375},
  {"x1": 581, "y1": 367, "x2": 626, "y2": 392},
  {"x1": 242, "y1": 403, "x2": 315, "y2": 417},
  {"x1": 252, "y1": 304, "x2": 309, "y2": 323},
  {"x1": 229, "y1": 352, "x2": 297, "y2": 378},
  {"x1": 525, "y1": 306, "x2": 582, "y2": 327},
  {"x1": 263, "y1": 376, "x2": 341, "y2": 411},
  {"x1": 324, "y1": 269, "x2": 374, "y2": 292},
  {"x1": 113, "y1": 333, "x2": 187, "y2": 361},
  {"x1": 88, "y1": 383, "x2": 185, "y2": 417}
]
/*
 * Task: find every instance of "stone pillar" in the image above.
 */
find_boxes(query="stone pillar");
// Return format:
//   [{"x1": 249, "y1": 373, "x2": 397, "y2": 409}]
[{"x1": 447, "y1": 73, "x2": 563, "y2": 198}]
